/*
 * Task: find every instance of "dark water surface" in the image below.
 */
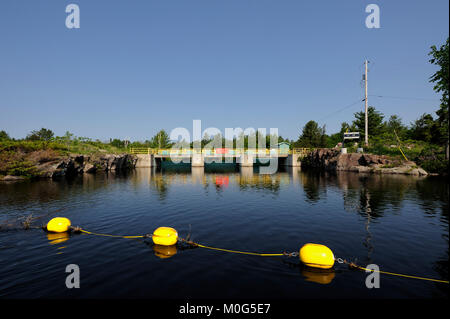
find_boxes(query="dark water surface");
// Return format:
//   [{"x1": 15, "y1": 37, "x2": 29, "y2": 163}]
[{"x1": 0, "y1": 167, "x2": 448, "y2": 298}]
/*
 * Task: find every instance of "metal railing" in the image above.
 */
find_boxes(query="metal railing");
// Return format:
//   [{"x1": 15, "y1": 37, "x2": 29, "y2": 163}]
[{"x1": 129, "y1": 147, "x2": 312, "y2": 156}]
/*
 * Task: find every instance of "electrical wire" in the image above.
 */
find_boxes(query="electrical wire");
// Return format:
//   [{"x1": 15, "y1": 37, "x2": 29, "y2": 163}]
[{"x1": 369, "y1": 94, "x2": 440, "y2": 101}]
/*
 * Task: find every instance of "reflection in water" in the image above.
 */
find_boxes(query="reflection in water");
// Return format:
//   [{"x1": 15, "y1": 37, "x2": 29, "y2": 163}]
[
  {"x1": 153, "y1": 244, "x2": 177, "y2": 259},
  {"x1": 300, "y1": 172, "x2": 325, "y2": 203},
  {"x1": 415, "y1": 178, "x2": 450, "y2": 293},
  {"x1": 289, "y1": 166, "x2": 300, "y2": 184},
  {"x1": 238, "y1": 170, "x2": 283, "y2": 193},
  {"x1": 335, "y1": 174, "x2": 413, "y2": 218},
  {"x1": 295, "y1": 172, "x2": 448, "y2": 269},
  {"x1": 282, "y1": 259, "x2": 336, "y2": 285},
  {"x1": 129, "y1": 166, "x2": 291, "y2": 196},
  {"x1": 215, "y1": 176, "x2": 229, "y2": 189},
  {"x1": 1, "y1": 167, "x2": 448, "y2": 298},
  {"x1": 301, "y1": 267, "x2": 336, "y2": 285},
  {"x1": 364, "y1": 213, "x2": 373, "y2": 264},
  {"x1": 191, "y1": 167, "x2": 205, "y2": 185},
  {"x1": 47, "y1": 232, "x2": 69, "y2": 245}
]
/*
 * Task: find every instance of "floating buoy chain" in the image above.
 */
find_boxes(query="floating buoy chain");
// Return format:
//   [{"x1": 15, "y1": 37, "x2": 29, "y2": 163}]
[
  {"x1": 71, "y1": 226, "x2": 152, "y2": 239},
  {"x1": 179, "y1": 237, "x2": 298, "y2": 257},
  {"x1": 44, "y1": 218, "x2": 449, "y2": 284},
  {"x1": 282, "y1": 251, "x2": 299, "y2": 257},
  {"x1": 335, "y1": 256, "x2": 449, "y2": 284}
]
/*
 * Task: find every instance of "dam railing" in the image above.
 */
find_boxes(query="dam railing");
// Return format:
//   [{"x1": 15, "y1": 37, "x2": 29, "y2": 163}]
[{"x1": 129, "y1": 148, "x2": 311, "y2": 157}]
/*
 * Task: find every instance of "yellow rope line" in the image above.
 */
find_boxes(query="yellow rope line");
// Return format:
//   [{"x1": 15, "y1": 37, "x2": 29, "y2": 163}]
[
  {"x1": 398, "y1": 146, "x2": 409, "y2": 161},
  {"x1": 356, "y1": 265, "x2": 449, "y2": 284},
  {"x1": 78, "y1": 229, "x2": 147, "y2": 239},
  {"x1": 194, "y1": 243, "x2": 284, "y2": 257},
  {"x1": 75, "y1": 230, "x2": 448, "y2": 283},
  {"x1": 394, "y1": 129, "x2": 409, "y2": 161}
]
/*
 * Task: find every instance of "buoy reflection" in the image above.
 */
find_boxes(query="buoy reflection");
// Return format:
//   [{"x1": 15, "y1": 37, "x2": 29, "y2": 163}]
[
  {"x1": 301, "y1": 267, "x2": 335, "y2": 285},
  {"x1": 153, "y1": 244, "x2": 177, "y2": 259},
  {"x1": 215, "y1": 176, "x2": 229, "y2": 188},
  {"x1": 47, "y1": 232, "x2": 70, "y2": 245}
]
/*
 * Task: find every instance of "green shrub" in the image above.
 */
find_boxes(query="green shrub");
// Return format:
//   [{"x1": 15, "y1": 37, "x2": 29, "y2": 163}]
[
  {"x1": 414, "y1": 145, "x2": 448, "y2": 174},
  {"x1": 6, "y1": 160, "x2": 38, "y2": 177}
]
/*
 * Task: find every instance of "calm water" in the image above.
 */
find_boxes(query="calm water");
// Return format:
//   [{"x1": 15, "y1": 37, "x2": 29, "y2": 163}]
[{"x1": 0, "y1": 167, "x2": 448, "y2": 299}]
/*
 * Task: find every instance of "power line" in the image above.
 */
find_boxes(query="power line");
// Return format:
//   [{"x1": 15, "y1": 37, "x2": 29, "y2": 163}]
[
  {"x1": 369, "y1": 94, "x2": 440, "y2": 101},
  {"x1": 317, "y1": 98, "x2": 364, "y2": 123}
]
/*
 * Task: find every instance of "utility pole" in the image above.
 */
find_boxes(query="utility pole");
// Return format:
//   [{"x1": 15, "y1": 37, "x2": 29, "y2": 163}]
[{"x1": 364, "y1": 59, "x2": 369, "y2": 146}]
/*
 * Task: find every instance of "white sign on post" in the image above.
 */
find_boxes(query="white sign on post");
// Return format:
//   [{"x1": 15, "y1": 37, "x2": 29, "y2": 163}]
[{"x1": 343, "y1": 132, "x2": 360, "y2": 140}]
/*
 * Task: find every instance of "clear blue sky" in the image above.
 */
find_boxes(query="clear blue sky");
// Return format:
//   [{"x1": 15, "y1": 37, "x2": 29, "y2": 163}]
[{"x1": 0, "y1": 0, "x2": 448, "y2": 141}]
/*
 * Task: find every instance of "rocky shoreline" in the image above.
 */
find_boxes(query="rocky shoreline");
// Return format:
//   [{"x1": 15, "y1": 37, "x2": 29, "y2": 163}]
[
  {"x1": 1, "y1": 154, "x2": 136, "y2": 181},
  {"x1": 1, "y1": 149, "x2": 431, "y2": 182},
  {"x1": 301, "y1": 149, "x2": 428, "y2": 176}
]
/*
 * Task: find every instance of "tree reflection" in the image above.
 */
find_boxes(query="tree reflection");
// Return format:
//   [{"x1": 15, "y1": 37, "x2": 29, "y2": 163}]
[
  {"x1": 150, "y1": 173, "x2": 170, "y2": 200},
  {"x1": 297, "y1": 171, "x2": 444, "y2": 265},
  {"x1": 415, "y1": 177, "x2": 449, "y2": 294},
  {"x1": 331, "y1": 173, "x2": 415, "y2": 219},
  {"x1": 299, "y1": 172, "x2": 324, "y2": 203},
  {"x1": 238, "y1": 173, "x2": 281, "y2": 194}
]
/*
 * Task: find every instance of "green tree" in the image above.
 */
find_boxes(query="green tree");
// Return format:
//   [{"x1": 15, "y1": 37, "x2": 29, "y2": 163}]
[
  {"x1": 56, "y1": 131, "x2": 74, "y2": 148},
  {"x1": 0, "y1": 130, "x2": 10, "y2": 140},
  {"x1": 409, "y1": 113, "x2": 441, "y2": 144},
  {"x1": 429, "y1": 38, "x2": 449, "y2": 158},
  {"x1": 26, "y1": 128, "x2": 54, "y2": 141},
  {"x1": 150, "y1": 130, "x2": 172, "y2": 148},
  {"x1": 326, "y1": 122, "x2": 357, "y2": 147},
  {"x1": 353, "y1": 106, "x2": 384, "y2": 141},
  {"x1": 297, "y1": 121, "x2": 327, "y2": 147},
  {"x1": 110, "y1": 138, "x2": 125, "y2": 148},
  {"x1": 211, "y1": 133, "x2": 224, "y2": 148},
  {"x1": 386, "y1": 115, "x2": 407, "y2": 138},
  {"x1": 264, "y1": 133, "x2": 285, "y2": 148},
  {"x1": 339, "y1": 122, "x2": 354, "y2": 134},
  {"x1": 201, "y1": 132, "x2": 211, "y2": 148}
]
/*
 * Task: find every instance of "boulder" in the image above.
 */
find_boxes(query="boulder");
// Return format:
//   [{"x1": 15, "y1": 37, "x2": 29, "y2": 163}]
[
  {"x1": 1, "y1": 175, "x2": 26, "y2": 181},
  {"x1": 302, "y1": 148, "x2": 427, "y2": 176},
  {"x1": 83, "y1": 163, "x2": 96, "y2": 173},
  {"x1": 35, "y1": 154, "x2": 137, "y2": 179}
]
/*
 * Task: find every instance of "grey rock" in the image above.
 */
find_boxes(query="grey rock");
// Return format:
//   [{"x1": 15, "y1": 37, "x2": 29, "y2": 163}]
[{"x1": 1, "y1": 175, "x2": 26, "y2": 181}]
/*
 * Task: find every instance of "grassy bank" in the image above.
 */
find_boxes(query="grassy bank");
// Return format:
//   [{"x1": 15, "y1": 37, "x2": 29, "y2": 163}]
[{"x1": 0, "y1": 139, "x2": 129, "y2": 179}]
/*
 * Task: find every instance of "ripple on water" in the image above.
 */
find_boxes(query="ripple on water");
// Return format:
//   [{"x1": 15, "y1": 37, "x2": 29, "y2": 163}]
[{"x1": 0, "y1": 170, "x2": 448, "y2": 298}]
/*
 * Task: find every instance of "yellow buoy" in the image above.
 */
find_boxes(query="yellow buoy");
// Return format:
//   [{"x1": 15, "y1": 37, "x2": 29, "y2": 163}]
[
  {"x1": 299, "y1": 243, "x2": 335, "y2": 269},
  {"x1": 152, "y1": 227, "x2": 178, "y2": 246},
  {"x1": 153, "y1": 244, "x2": 177, "y2": 259},
  {"x1": 47, "y1": 217, "x2": 71, "y2": 233}
]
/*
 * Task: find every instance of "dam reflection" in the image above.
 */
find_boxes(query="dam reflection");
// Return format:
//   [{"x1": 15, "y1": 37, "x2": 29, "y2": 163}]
[
  {"x1": 129, "y1": 167, "x2": 302, "y2": 197},
  {"x1": 127, "y1": 169, "x2": 447, "y2": 222}
]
